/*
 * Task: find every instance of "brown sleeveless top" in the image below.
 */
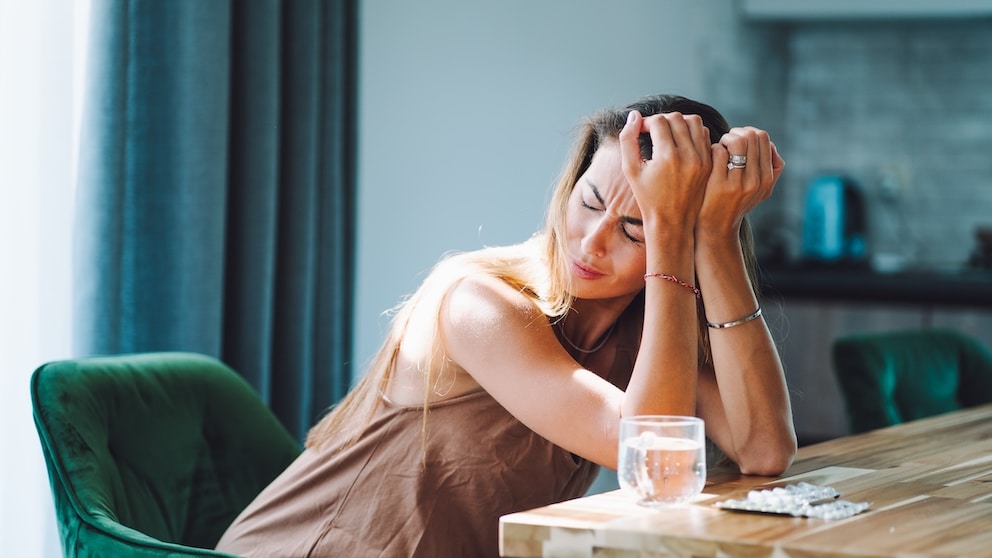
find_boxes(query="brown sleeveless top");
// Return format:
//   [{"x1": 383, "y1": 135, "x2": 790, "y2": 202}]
[{"x1": 215, "y1": 388, "x2": 613, "y2": 557}]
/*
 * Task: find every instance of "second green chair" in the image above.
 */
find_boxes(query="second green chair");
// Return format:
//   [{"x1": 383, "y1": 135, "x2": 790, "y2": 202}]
[{"x1": 832, "y1": 328, "x2": 992, "y2": 434}]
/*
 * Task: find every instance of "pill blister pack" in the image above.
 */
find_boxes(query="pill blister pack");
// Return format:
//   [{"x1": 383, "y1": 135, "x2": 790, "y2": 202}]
[{"x1": 714, "y1": 482, "x2": 870, "y2": 520}]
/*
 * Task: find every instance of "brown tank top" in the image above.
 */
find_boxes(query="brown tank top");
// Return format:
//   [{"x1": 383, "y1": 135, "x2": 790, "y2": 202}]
[
  {"x1": 214, "y1": 388, "x2": 606, "y2": 557},
  {"x1": 215, "y1": 310, "x2": 650, "y2": 557}
]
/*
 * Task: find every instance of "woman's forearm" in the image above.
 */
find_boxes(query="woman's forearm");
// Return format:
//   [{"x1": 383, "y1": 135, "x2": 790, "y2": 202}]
[
  {"x1": 622, "y1": 225, "x2": 699, "y2": 418},
  {"x1": 695, "y1": 238, "x2": 797, "y2": 474}
]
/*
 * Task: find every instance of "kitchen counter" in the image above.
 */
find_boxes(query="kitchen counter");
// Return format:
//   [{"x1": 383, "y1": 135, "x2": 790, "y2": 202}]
[{"x1": 758, "y1": 264, "x2": 992, "y2": 306}]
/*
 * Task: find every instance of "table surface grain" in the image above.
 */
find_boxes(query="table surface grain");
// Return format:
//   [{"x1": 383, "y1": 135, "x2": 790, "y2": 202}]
[{"x1": 499, "y1": 403, "x2": 992, "y2": 557}]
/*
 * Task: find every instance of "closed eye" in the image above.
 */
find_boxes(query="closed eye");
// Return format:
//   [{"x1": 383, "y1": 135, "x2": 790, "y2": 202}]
[
  {"x1": 581, "y1": 199, "x2": 602, "y2": 212},
  {"x1": 581, "y1": 195, "x2": 642, "y2": 244},
  {"x1": 584, "y1": 182, "x2": 643, "y2": 244},
  {"x1": 622, "y1": 224, "x2": 644, "y2": 244}
]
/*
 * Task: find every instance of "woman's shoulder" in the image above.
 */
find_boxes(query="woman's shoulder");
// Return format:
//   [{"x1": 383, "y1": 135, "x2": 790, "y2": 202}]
[{"x1": 443, "y1": 272, "x2": 547, "y2": 330}]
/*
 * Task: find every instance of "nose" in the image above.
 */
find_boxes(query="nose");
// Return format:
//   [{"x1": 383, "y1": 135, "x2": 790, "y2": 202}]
[{"x1": 580, "y1": 216, "x2": 611, "y2": 257}]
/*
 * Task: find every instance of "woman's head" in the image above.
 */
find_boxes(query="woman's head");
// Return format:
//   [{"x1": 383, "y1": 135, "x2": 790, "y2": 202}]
[{"x1": 540, "y1": 94, "x2": 758, "y2": 359}]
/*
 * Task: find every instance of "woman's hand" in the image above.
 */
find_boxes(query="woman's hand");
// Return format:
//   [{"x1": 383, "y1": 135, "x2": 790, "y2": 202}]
[
  {"x1": 697, "y1": 127, "x2": 785, "y2": 242},
  {"x1": 618, "y1": 110, "x2": 713, "y2": 229}
]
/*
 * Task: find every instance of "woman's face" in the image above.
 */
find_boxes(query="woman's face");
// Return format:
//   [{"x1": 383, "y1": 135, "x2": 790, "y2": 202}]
[{"x1": 564, "y1": 141, "x2": 647, "y2": 301}]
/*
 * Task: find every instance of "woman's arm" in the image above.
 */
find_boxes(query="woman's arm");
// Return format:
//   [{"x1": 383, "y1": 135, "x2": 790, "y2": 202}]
[
  {"x1": 616, "y1": 110, "x2": 712, "y2": 419},
  {"x1": 437, "y1": 274, "x2": 626, "y2": 468},
  {"x1": 694, "y1": 127, "x2": 797, "y2": 475}
]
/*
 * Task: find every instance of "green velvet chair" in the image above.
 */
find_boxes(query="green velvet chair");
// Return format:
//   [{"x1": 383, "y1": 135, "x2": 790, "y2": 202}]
[
  {"x1": 832, "y1": 328, "x2": 992, "y2": 434},
  {"x1": 31, "y1": 352, "x2": 302, "y2": 557}
]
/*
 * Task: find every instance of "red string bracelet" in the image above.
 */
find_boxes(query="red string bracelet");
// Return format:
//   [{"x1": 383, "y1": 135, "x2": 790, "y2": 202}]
[{"x1": 643, "y1": 272, "x2": 701, "y2": 299}]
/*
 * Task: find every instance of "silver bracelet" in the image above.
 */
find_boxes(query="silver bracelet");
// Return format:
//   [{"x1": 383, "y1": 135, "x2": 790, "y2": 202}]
[{"x1": 707, "y1": 307, "x2": 762, "y2": 329}]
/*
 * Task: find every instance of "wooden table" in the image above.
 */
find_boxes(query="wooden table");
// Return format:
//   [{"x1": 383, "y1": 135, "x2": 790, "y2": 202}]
[{"x1": 500, "y1": 404, "x2": 992, "y2": 557}]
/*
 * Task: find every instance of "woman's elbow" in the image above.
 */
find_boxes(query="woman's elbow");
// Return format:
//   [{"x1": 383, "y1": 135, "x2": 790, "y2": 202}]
[{"x1": 736, "y1": 435, "x2": 797, "y2": 476}]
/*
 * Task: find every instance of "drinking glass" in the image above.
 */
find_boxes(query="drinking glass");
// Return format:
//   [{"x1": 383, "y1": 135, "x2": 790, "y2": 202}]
[{"x1": 617, "y1": 415, "x2": 706, "y2": 507}]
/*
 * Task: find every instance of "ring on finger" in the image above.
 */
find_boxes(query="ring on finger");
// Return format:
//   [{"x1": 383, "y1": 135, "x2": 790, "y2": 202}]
[{"x1": 728, "y1": 154, "x2": 747, "y2": 170}]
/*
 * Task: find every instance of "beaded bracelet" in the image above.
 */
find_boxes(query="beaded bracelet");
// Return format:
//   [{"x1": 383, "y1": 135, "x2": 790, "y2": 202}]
[
  {"x1": 643, "y1": 272, "x2": 701, "y2": 299},
  {"x1": 707, "y1": 307, "x2": 762, "y2": 329}
]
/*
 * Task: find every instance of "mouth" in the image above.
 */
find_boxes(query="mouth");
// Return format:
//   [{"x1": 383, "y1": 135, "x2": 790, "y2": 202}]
[{"x1": 571, "y1": 260, "x2": 606, "y2": 280}]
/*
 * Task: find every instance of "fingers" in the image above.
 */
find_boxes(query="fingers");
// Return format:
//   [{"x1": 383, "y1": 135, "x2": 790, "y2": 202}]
[
  {"x1": 683, "y1": 114, "x2": 713, "y2": 161},
  {"x1": 710, "y1": 143, "x2": 728, "y2": 174},
  {"x1": 720, "y1": 129, "x2": 750, "y2": 177},
  {"x1": 720, "y1": 127, "x2": 776, "y2": 189},
  {"x1": 770, "y1": 140, "x2": 786, "y2": 180},
  {"x1": 653, "y1": 113, "x2": 711, "y2": 165},
  {"x1": 619, "y1": 110, "x2": 714, "y2": 183},
  {"x1": 647, "y1": 114, "x2": 677, "y2": 162},
  {"x1": 618, "y1": 110, "x2": 644, "y2": 180},
  {"x1": 753, "y1": 128, "x2": 773, "y2": 187},
  {"x1": 699, "y1": 127, "x2": 782, "y2": 235}
]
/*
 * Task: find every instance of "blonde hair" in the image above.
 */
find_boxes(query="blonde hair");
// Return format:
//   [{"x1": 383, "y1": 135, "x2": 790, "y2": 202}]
[
  {"x1": 305, "y1": 239, "x2": 556, "y2": 449},
  {"x1": 306, "y1": 94, "x2": 761, "y2": 449}
]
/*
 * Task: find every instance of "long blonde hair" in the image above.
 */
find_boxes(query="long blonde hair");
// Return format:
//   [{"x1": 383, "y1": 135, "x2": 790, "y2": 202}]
[
  {"x1": 305, "y1": 94, "x2": 761, "y2": 449},
  {"x1": 304, "y1": 240, "x2": 556, "y2": 448}
]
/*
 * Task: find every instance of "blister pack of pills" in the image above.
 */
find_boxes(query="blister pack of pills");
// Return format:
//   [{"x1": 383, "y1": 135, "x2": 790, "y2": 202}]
[{"x1": 714, "y1": 482, "x2": 870, "y2": 520}]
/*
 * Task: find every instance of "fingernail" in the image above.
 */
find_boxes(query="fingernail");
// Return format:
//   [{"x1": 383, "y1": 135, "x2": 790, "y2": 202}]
[{"x1": 626, "y1": 111, "x2": 637, "y2": 125}]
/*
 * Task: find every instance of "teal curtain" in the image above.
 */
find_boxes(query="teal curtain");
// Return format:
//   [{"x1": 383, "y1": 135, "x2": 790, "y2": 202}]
[{"x1": 73, "y1": 0, "x2": 356, "y2": 441}]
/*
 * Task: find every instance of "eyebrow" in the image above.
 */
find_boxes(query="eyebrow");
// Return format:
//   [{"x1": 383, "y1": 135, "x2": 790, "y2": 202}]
[{"x1": 587, "y1": 181, "x2": 643, "y2": 227}]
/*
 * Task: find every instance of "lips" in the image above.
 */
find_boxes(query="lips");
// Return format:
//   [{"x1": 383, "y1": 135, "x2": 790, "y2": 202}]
[{"x1": 571, "y1": 260, "x2": 606, "y2": 280}]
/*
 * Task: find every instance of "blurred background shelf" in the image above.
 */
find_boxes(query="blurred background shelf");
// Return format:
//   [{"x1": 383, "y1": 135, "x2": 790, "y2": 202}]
[{"x1": 760, "y1": 265, "x2": 992, "y2": 306}]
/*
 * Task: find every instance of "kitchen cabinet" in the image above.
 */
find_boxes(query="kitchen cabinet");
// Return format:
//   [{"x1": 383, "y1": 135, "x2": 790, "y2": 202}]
[{"x1": 741, "y1": 0, "x2": 992, "y2": 19}]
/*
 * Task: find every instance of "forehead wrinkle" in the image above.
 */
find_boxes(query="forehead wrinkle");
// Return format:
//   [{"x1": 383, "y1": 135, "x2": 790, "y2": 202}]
[{"x1": 585, "y1": 180, "x2": 643, "y2": 227}]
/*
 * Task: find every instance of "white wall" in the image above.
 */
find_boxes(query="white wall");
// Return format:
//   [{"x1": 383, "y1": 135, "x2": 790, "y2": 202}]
[{"x1": 354, "y1": 0, "x2": 742, "y2": 374}]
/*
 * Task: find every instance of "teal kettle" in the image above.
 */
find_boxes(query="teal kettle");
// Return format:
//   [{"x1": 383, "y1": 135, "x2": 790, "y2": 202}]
[{"x1": 801, "y1": 175, "x2": 866, "y2": 264}]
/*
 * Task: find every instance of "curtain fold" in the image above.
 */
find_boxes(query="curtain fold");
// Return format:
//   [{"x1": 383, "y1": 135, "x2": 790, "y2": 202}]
[{"x1": 74, "y1": 0, "x2": 356, "y2": 441}]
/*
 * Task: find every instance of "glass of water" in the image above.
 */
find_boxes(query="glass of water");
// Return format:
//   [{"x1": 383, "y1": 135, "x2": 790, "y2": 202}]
[{"x1": 618, "y1": 415, "x2": 706, "y2": 507}]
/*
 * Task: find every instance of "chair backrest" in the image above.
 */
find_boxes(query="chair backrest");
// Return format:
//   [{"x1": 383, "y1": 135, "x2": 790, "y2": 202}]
[
  {"x1": 832, "y1": 328, "x2": 992, "y2": 434},
  {"x1": 31, "y1": 352, "x2": 302, "y2": 557}
]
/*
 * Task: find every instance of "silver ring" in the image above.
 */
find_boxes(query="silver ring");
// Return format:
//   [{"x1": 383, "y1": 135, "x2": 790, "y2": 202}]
[{"x1": 728, "y1": 154, "x2": 747, "y2": 170}]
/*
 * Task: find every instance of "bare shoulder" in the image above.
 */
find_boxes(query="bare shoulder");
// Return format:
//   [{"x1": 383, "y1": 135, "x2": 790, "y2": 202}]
[
  {"x1": 446, "y1": 272, "x2": 542, "y2": 319},
  {"x1": 386, "y1": 272, "x2": 548, "y2": 405},
  {"x1": 440, "y1": 273, "x2": 552, "y2": 349}
]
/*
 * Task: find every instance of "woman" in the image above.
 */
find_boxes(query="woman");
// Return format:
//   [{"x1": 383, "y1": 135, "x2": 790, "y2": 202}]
[{"x1": 216, "y1": 94, "x2": 796, "y2": 557}]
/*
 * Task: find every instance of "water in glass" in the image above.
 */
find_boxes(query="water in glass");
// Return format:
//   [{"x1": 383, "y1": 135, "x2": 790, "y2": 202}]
[{"x1": 618, "y1": 416, "x2": 705, "y2": 507}]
